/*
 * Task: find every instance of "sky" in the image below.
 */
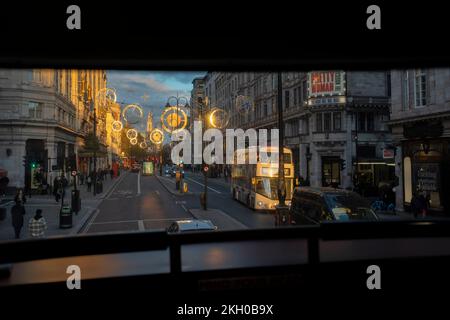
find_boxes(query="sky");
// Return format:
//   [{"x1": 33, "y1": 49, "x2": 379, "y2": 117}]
[{"x1": 106, "y1": 70, "x2": 205, "y2": 131}]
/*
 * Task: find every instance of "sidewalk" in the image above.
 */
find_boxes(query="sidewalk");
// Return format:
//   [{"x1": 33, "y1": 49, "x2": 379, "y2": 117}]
[{"x1": 0, "y1": 172, "x2": 126, "y2": 241}]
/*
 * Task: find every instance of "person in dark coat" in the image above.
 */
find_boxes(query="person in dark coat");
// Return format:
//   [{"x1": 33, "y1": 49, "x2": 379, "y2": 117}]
[
  {"x1": 0, "y1": 175, "x2": 9, "y2": 196},
  {"x1": 411, "y1": 191, "x2": 428, "y2": 218},
  {"x1": 11, "y1": 202, "x2": 26, "y2": 239},
  {"x1": 14, "y1": 188, "x2": 27, "y2": 205}
]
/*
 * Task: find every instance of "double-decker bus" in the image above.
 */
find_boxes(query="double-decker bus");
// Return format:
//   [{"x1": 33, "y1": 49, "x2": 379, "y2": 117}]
[{"x1": 231, "y1": 146, "x2": 295, "y2": 210}]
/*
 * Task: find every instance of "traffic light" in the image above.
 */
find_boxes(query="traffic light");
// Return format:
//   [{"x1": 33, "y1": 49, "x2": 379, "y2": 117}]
[{"x1": 340, "y1": 159, "x2": 346, "y2": 170}]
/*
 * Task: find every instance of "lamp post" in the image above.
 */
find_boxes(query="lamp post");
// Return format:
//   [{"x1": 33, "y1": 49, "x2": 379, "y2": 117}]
[
  {"x1": 275, "y1": 72, "x2": 289, "y2": 226},
  {"x1": 198, "y1": 96, "x2": 208, "y2": 210}
]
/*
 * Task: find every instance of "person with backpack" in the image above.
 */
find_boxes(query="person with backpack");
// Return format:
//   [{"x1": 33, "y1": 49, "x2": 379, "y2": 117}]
[{"x1": 28, "y1": 209, "x2": 47, "y2": 238}]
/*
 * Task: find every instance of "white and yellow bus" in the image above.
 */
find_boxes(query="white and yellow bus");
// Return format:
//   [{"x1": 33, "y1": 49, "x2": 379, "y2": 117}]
[{"x1": 231, "y1": 146, "x2": 295, "y2": 210}]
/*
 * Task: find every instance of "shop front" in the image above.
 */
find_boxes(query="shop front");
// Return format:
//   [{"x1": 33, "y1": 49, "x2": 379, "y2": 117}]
[{"x1": 402, "y1": 138, "x2": 450, "y2": 214}]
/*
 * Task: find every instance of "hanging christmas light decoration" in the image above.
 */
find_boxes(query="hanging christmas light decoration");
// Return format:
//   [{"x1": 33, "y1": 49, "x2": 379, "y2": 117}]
[
  {"x1": 208, "y1": 107, "x2": 230, "y2": 129},
  {"x1": 161, "y1": 106, "x2": 188, "y2": 133},
  {"x1": 122, "y1": 103, "x2": 144, "y2": 125},
  {"x1": 112, "y1": 120, "x2": 123, "y2": 132},
  {"x1": 130, "y1": 138, "x2": 138, "y2": 145},
  {"x1": 126, "y1": 128, "x2": 138, "y2": 140},
  {"x1": 149, "y1": 128, "x2": 164, "y2": 145}
]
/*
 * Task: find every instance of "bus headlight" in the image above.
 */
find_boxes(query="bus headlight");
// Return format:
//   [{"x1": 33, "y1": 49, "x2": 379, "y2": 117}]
[{"x1": 257, "y1": 201, "x2": 266, "y2": 209}]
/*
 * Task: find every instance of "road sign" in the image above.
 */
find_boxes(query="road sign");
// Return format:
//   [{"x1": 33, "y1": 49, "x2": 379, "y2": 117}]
[
  {"x1": 71, "y1": 171, "x2": 77, "y2": 177},
  {"x1": 204, "y1": 165, "x2": 209, "y2": 172}
]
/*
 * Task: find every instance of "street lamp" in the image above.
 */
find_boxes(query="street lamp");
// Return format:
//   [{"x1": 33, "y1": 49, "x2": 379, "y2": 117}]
[{"x1": 275, "y1": 72, "x2": 289, "y2": 226}]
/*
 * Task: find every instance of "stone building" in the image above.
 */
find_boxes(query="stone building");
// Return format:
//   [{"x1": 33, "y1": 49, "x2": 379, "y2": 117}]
[
  {"x1": 0, "y1": 69, "x2": 107, "y2": 191},
  {"x1": 390, "y1": 68, "x2": 450, "y2": 214},
  {"x1": 201, "y1": 71, "x2": 393, "y2": 194}
]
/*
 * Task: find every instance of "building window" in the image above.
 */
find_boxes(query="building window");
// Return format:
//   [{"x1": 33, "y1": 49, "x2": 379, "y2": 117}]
[
  {"x1": 263, "y1": 103, "x2": 268, "y2": 117},
  {"x1": 402, "y1": 71, "x2": 410, "y2": 110},
  {"x1": 28, "y1": 102, "x2": 42, "y2": 119},
  {"x1": 302, "y1": 79, "x2": 307, "y2": 103},
  {"x1": 367, "y1": 113, "x2": 375, "y2": 132},
  {"x1": 285, "y1": 90, "x2": 290, "y2": 109},
  {"x1": 324, "y1": 113, "x2": 331, "y2": 132},
  {"x1": 414, "y1": 69, "x2": 427, "y2": 107},
  {"x1": 333, "y1": 112, "x2": 341, "y2": 131},
  {"x1": 293, "y1": 88, "x2": 298, "y2": 106},
  {"x1": 386, "y1": 72, "x2": 391, "y2": 97},
  {"x1": 358, "y1": 112, "x2": 366, "y2": 132},
  {"x1": 316, "y1": 113, "x2": 323, "y2": 132}
]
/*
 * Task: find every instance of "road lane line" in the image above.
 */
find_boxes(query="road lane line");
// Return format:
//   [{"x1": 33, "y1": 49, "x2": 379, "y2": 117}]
[
  {"x1": 106, "y1": 171, "x2": 128, "y2": 200},
  {"x1": 155, "y1": 190, "x2": 160, "y2": 195},
  {"x1": 137, "y1": 172, "x2": 141, "y2": 195},
  {"x1": 82, "y1": 209, "x2": 101, "y2": 233},
  {"x1": 138, "y1": 220, "x2": 145, "y2": 231},
  {"x1": 186, "y1": 177, "x2": 221, "y2": 194},
  {"x1": 181, "y1": 205, "x2": 187, "y2": 212},
  {"x1": 89, "y1": 218, "x2": 188, "y2": 225}
]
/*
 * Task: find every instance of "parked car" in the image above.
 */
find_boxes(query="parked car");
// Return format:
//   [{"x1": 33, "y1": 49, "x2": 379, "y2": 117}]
[
  {"x1": 290, "y1": 187, "x2": 379, "y2": 225},
  {"x1": 167, "y1": 219, "x2": 217, "y2": 233}
]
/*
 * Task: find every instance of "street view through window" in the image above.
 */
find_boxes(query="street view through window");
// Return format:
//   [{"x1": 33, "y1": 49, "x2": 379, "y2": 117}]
[{"x1": 0, "y1": 69, "x2": 449, "y2": 241}]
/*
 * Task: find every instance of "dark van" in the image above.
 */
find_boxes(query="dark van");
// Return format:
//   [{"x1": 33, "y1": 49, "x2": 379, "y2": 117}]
[{"x1": 290, "y1": 187, "x2": 379, "y2": 225}]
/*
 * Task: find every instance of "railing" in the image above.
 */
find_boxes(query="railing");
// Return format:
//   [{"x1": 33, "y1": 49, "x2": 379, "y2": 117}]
[{"x1": 2, "y1": 220, "x2": 450, "y2": 275}]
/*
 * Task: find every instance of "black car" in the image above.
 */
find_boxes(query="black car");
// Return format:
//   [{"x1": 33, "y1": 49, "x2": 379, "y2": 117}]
[{"x1": 290, "y1": 187, "x2": 379, "y2": 225}]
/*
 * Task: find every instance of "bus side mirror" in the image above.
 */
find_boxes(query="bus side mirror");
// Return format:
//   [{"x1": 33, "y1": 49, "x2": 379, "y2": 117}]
[{"x1": 251, "y1": 178, "x2": 256, "y2": 185}]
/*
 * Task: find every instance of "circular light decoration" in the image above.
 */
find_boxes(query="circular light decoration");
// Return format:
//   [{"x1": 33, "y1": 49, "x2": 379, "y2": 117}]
[
  {"x1": 208, "y1": 107, "x2": 230, "y2": 129},
  {"x1": 97, "y1": 88, "x2": 117, "y2": 110},
  {"x1": 139, "y1": 141, "x2": 147, "y2": 149},
  {"x1": 126, "y1": 128, "x2": 138, "y2": 140},
  {"x1": 112, "y1": 120, "x2": 123, "y2": 132},
  {"x1": 122, "y1": 104, "x2": 144, "y2": 125},
  {"x1": 235, "y1": 95, "x2": 254, "y2": 114},
  {"x1": 149, "y1": 128, "x2": 164, "y2": 145},
  {"x1": 161, "y1": 106, "x2": 188, "y2": 133},
  {"x1": 130, "y1": 138, "x2": 138, "y2": 145}
]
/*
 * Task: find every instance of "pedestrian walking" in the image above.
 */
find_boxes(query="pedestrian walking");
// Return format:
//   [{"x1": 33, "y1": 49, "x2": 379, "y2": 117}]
[
  {"x1": 87, "y1": 174, "x2": 92, "y2": 192},
  {"x1": 411, "y1": 191, "x2": 428, "y2": 218},
  {"x1": 53, "y1": 176, "x2": 62, "y2": 202},
  {"x1": 14, "y1": 188, "x2": 27, "y2": 205},
  {"x1": 110, "y1": 169, "x2": 114, "y2": 179},
  {"x1": 28, "y1": 209, "x2": 47, "y2": 238},
  {"x1": 11, "y1": 201, "x2": 26, "y2": 239},
  {"x1": 79, "y1": 172, "x2": 85, "y2": 185}
]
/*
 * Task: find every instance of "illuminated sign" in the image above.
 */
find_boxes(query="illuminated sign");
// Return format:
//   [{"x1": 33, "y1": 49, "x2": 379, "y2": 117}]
[{"x1": 308, "y1": 71, "x2": 345, "y2": 98}]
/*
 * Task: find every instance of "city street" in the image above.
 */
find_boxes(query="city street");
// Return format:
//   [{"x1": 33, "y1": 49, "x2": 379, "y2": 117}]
[{"x1": 83, "y1": 170, "x2": 275, "y2": 234}]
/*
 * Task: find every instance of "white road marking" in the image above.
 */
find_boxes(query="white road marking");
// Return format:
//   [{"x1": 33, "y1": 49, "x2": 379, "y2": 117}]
[
  {"x1": 138, "y1": 220, "x2": 145, "y2": 231},
  {"x1": 181, "y1": 204, "x2": 187, "y2": 212},
  {"x1": 84, "y1": 209, "x2": 101, "y2": 233},
  {"x1": 186, "y1": 177, "x2": 221, "y2": 194},
  {"x1": 155, "y1": 190, "x2": 160, "y2": 195},
  {"x1": 137, "y1": 172, "x2": 141, "y2": 195},
  {"x1": 89, "y1": 218, "x2": 188, "y2": 225}
]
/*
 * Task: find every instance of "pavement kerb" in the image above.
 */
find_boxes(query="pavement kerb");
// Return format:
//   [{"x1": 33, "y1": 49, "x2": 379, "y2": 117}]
[{"x1": 75, "y1": 172, "x2": 128, "y2": 234}]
